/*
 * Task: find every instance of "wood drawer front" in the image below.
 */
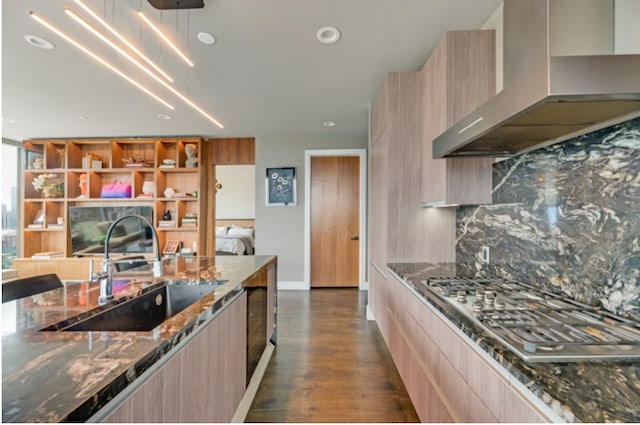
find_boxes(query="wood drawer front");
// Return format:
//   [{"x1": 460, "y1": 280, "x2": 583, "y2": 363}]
[{"x1": 389, "y1": 272, "x2": 552, "y2": 423}]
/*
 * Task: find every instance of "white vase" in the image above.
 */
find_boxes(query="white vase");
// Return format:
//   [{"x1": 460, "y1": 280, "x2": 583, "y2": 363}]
[{"x1": 142, "y1": 181, "x2": 155, "y2": 196}]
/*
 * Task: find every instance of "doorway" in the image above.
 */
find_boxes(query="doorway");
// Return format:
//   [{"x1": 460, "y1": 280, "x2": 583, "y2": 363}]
[{"x1": 304, "y1": 149, "x2": 367, "y2": 289}]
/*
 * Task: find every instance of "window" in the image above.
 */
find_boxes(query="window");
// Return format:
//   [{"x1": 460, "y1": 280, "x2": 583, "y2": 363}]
[{"x1": 2, "y1": 140, "x2": 21, "y2": 269}]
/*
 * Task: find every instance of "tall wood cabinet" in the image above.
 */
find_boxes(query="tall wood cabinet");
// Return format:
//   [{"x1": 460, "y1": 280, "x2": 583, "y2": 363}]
[
  {"x1": 20, "y1": 137, "x2": 209, "y2": 258},
  {"x1": 421, "y1": 30, "x2": 496, "y2": 206}
]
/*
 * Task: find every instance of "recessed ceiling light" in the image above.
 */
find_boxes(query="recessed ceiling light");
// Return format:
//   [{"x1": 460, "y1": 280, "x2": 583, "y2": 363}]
[
  {"x1": 323, "y1": 121, "x2": 336, "y2": 127},
  {"x1": 196, "y1": 32, "x2": 216, "y2": 45},
  {"x1": 316, "y1": 26, "x2": 341, "y2": 44},
  {"x1": 158, "y1": 113, "x2": 172, "y2": 120},
  {"x1": 24, "y1": 34, "x2": 55, "y2": 50},
  {"x1": 79, "y1": 115, "x2": 88, "y2": 120},
  {"x1": 2, "y1": 118, "x2": 17, "y2": 124}
]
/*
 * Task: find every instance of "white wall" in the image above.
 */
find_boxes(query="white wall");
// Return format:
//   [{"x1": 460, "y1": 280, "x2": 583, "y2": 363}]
[
  {"x1": 615, "y1": 0, "x2": 640, "y2": 54},
  {"x1": 215, "y1": 165, "x2": 255, "y2": 219},
  {"x1": 254, "y1": 134, "x2": 368, "y2": 283}
]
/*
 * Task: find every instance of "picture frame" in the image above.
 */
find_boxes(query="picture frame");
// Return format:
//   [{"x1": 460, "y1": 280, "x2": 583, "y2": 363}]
[
  {"x1": 162, "y1": 240, "x2": 181, "y2": 255},
  {"x1": 26, "y1": 151, "x2": 44, "y2": 170},
  {"x1": 265, "y1": 167, "x2": 297, "y2": 206},
  {"x1": 33, "y1": 209, "x2": 44, "y2": 224}
]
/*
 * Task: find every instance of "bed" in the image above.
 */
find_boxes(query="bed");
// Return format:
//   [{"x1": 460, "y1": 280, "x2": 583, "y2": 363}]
[{"x1": 215, "y1": 220, "x2": 255, "y2": 255}]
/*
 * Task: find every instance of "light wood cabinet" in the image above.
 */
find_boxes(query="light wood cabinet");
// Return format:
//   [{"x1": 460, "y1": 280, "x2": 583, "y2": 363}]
[
  {"x1": 20, "y1": 137, "x2": 209, "y2": 258},
  {"x1": 421, "y1": 30, "x2": 496, "y2": 206},
  {"x1": 266, "y1": 262, "x2": 277, "y2": 343},
  {"x1": 369, "y1": 129, "x2": 389, "y2": 271},
  {"x1": 370, "y1": 76, "x2": 390, "y2": 145},
  {"x1": 210, "y1": 137, "x2": 255, "y2": 165},
  {"x1": 104, "y1": 291, "x2": 247, "y2": 423}
]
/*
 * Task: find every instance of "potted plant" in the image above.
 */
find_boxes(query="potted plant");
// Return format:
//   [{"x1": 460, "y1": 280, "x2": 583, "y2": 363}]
[{"x1": 32, "y1": 173, "x2": 64, "y2": 198}]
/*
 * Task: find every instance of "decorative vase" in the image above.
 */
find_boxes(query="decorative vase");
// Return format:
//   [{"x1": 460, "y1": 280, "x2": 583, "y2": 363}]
[
  {"x1": 142, "y1": 181, "x2": 155, "y2": 196},
  {"x1": 42, "y1": 188, "x2": 62, "y2": 199}
]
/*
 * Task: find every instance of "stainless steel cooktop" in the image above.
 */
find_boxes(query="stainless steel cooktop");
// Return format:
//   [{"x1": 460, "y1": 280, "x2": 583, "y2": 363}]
[{"x1": 421, "y1": 277, "x2": 640, "y2": 362}]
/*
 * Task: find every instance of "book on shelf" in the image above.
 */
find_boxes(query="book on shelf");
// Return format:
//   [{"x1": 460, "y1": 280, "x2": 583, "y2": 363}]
[
  {"x1": 158, "y1": 220, "x2": 177, "y2": 227},
  {"x1": 158, "y1": 164, "x2": 176, "y2": 169},
  {"x1": 31, "y1": 250, "x2": 64, "y2": 259},
  {"x1": 125, "y1": 162, "x2": 152, "y2": 168},
  {"x1": 47, "y1": 223, "x2": 64, "y2": 229},
  {"x1": 27, "y1": 223, "x2": 44, "y2": 229}
]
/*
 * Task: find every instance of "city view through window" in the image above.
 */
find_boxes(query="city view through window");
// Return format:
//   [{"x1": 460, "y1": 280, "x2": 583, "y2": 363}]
[{"x1": 2, "y1": 143, "x2": 19, "y2": 269}]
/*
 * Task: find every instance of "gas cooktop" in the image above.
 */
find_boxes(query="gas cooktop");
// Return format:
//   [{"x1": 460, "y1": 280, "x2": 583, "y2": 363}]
[{"x1": 421, "y1": 277, "x2": 640, "y2": 362}]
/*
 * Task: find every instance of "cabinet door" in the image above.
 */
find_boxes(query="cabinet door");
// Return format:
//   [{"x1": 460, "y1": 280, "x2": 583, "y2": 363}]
[
  {"x1": 369, "y1": 129, "x2": 389, "y2": 269},
  {"x1": 180, "y1": 291, "x2": 247, "y2": 422},
  {"x1": 266, "y1": 263, "x2": 277, "y2": 343},
  {"x1": 104, "y1": 368, "x2": 164, "y2": 423},
  {"x1": 370, "y1": 75, "x2": 390, "y2": 144},
  {"x1": 421, "y1": 30, "x2": 495, "y2": 206},
  {"x1": 102, "y1": 292, "x2": 247, "y2": 423}
]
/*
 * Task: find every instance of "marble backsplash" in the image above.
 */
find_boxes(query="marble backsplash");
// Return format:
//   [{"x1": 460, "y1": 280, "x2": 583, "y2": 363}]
[{"x1": 456, "y1": 117, "x2": 640, "y2": 316}]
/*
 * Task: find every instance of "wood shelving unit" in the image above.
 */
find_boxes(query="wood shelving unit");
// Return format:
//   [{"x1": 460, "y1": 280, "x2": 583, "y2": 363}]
[{"x1": 20, "y1": 137, "x2": 208, "y2": 258}]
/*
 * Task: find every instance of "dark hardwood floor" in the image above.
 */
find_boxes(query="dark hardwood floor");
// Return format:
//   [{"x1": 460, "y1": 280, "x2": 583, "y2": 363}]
[{"x1": 245, "y1": 289, "x2": 419, "y2": 423}]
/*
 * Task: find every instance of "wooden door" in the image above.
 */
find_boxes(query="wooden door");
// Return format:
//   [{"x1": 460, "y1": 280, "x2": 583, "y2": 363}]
[{"x1": 310, "y1": 156, "x2": 360, "y2": 287}]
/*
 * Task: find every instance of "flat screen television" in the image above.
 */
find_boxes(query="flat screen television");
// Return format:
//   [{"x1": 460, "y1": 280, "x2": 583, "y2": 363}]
[{"x1": 69, "y1": 205, "x2": 154, "y2": 257}]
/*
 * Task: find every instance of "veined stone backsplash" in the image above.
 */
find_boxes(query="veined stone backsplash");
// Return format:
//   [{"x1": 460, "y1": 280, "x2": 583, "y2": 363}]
[{"x1": 456, "y1": 117, "x2": 640, "y2": 316}]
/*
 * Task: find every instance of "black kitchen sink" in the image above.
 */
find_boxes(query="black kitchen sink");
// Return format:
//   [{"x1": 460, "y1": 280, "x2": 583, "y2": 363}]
[{"x1": 41, "y1": 282, "x2": 226, "y2": 332}]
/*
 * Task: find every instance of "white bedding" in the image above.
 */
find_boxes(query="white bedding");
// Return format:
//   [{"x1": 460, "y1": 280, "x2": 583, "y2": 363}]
[
  {"x1": 216, "y1": 226, "x2": 255, "y2": 255},
  {"x1": 215, "y1": 236, "x2": 247, "y2": 255}
]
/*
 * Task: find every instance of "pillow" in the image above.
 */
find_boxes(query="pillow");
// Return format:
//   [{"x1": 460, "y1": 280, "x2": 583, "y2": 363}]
[
  {"x1": 215, "y1": 226, "x2": 228, "y2": 235},
  {"x1": 229, "y1": 226, "x2": 254, "y2": 237}
]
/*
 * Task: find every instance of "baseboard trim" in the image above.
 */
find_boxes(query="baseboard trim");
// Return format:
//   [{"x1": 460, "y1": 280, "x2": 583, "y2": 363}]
[
  {"x1": 366, "y1": 304, "x2": 375, "y2": 321},
  {"x1": 231, "y1": 341, "x2": 275, "y2": 423},
  {"x1": 278, "y1": 281, "x2": 309, "y2": 290}
]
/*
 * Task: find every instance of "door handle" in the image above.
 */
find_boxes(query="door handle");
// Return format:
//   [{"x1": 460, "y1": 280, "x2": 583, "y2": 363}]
[{"x1": 351, "y1": 236, "x2": 359, "y2": 241}]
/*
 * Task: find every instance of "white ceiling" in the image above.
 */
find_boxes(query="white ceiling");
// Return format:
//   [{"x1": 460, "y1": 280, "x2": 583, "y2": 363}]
[{"x1": 2, "y1": 0, "x2": 502, "y2": 142}]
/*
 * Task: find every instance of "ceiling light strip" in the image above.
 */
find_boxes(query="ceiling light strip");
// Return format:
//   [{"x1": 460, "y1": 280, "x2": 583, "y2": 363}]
[
  {"x1": 137, "y1": 11, "x2": 194, "y2": 68},
  {"x1": 64, "y1": 8, "x2": 223, "y2": 129},
  {"x1": 73, "y1": 0, "x2": 174, "y2": 83},
  {"x1": 29, "y1": 12, "x2": 174, "y2": 110}
]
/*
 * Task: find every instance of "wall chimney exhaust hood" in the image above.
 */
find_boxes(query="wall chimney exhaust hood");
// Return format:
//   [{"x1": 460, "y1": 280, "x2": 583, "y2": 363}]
[{"x1": 433, "y1": 0, "x2": 640, "y2": 158}]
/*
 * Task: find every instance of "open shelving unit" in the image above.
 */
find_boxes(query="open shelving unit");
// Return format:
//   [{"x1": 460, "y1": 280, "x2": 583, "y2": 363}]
[{"x1": 20, "y1": 137, "x2": 209, "y2": 259}]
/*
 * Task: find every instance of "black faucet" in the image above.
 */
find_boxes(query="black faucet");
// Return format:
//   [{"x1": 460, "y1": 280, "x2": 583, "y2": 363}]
[{"x1": 97, "y1": 214, "x2": 163, "y2": 304}]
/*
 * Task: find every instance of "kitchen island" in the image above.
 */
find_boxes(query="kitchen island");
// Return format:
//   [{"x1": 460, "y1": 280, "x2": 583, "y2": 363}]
[
  {"x1": 387, "y1": 262, "x2": 640, "y2": 423},
  {"x1": 2, "y1": 255, "x2": 276, "y2": 423}
]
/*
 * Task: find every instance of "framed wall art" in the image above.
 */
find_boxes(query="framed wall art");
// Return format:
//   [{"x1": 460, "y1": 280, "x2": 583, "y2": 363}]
[
  {"x1": 265, "y1": 167, "x2": 297, "y2": 206},
  {"x1": 162, "y1": 240, "x2": 181, "y2": 255}
]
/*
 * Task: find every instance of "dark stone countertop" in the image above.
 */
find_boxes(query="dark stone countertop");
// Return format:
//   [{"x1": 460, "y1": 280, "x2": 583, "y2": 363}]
[
  {"x1": 2, "y1": 255, "x2": 276, "y2": 423},
  {"x1": 388, "y1": 262, "x2": 640, "y2": 423}
]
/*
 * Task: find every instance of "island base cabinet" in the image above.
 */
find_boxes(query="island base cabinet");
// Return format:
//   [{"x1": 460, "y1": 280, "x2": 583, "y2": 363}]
[{"x1": 104, "y1": 291, "x2": 247, "y2": 423}]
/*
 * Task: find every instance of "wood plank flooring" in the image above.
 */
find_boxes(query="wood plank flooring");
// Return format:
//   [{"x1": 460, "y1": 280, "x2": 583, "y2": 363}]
[{"x1": 245, "y1": 289, "x2": 419, "y2": 423}]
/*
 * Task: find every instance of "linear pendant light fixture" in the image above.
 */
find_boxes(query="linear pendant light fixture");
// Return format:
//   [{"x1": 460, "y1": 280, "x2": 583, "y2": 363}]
[
  {"x1": 137, "y1": 10, "x2": 195, "y2": 67},
  {"x1": 64, "y1": 7, "x2": 223, "y2": 129},
  {"x1": 73, "y1": 0, "x2": 174, "y2": 82},
  {"x1": 29, "y1": 11, "x2": 174, "y2": 110}
]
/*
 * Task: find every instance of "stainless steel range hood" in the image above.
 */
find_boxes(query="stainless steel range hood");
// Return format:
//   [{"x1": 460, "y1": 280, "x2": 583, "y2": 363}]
[{"x1": 433, "y1": 0, "x2": 640, "y2": 158}]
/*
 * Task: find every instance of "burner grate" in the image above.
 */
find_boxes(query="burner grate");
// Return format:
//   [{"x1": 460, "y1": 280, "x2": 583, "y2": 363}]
[{"x1": 420, "y1": 276, "x2": 640, "y2": 361}]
